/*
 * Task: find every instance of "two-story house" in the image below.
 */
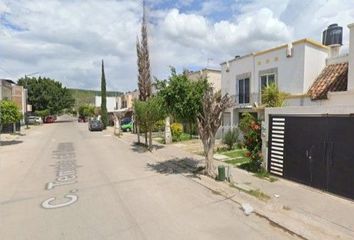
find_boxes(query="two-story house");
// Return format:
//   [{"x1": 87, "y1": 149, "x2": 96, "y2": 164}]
[
  {"x1": 221, "y1": 38, "x2": 329, "y2": 127},
  {"x1": 187, "y1": 68, "x2": 222, "y2": 92}
]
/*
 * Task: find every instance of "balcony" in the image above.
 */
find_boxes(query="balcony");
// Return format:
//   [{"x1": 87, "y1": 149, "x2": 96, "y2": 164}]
[{"x1": 234, "y1": 92, "x2": 260, "y2": 108}]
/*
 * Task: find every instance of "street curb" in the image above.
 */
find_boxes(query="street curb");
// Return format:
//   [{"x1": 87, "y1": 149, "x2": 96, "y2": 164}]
[
  {"x1": 149, "y1": 152, "x2": 353, "y2": 240},
  {"x1": 119, "y1": 134, "x2": 353, "y2": 240}
]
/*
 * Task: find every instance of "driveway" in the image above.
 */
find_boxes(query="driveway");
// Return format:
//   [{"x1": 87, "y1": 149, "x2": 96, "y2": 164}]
[{"x1": 0, "y1": 117, "x2": 300, "y2": 240}]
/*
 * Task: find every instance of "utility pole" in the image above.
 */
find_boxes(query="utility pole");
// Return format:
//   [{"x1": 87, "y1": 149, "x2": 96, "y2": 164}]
[{"x1": 23, "y1": 72, "x2": 39, "y2": 129}]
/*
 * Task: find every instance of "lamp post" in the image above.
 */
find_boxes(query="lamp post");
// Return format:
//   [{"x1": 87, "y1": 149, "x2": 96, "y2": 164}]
[{"x1": 23, "y1": 72, "x2": 39, "y2": 129}]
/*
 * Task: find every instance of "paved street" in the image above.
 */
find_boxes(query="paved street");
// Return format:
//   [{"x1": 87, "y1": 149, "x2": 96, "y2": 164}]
[{"x1": 0, "y1": 118, "x2": 300, "y2": 240}]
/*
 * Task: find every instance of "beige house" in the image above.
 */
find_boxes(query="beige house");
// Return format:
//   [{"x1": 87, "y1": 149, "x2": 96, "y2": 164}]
[
  {"x1": 187, "y1": 68, "x2": 221, "y2": 92},
  {"x1": 120, "y1": 90, "x2": 139, "y2": 109},
  {"x1": 0, "y1": 79, "x2": 27, "y2": 119}
]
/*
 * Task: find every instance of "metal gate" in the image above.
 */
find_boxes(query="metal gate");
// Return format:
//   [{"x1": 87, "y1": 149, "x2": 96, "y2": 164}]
[{"x1": 268, "y1": 115, "x2": 354, "y2": 200}]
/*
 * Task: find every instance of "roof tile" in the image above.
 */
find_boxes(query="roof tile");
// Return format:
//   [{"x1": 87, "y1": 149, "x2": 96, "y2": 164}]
[{"x1": 308, "y1": 62, "x2": 348, "y2": 100}]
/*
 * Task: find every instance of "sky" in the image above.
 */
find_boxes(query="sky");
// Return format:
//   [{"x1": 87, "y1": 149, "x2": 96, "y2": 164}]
[{"x1": 0, "y1": 0, "x2": 353, "y2": 92}]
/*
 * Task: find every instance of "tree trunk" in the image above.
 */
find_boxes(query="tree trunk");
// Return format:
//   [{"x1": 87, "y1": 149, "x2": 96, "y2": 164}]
[
  {"x1": 144, "y1": 131, "x2": 148, "y2": 146},
  {"x1": 148, "y1": 128, "x2": 152, "y2": 151},
  {"x1": 164, "y1": 116, "x2": 172, "y2": 144},
  {"x1": 201, "y1": 136, "x2": 216, "y2": 178},
  {"x1": 205, "y1": 137, "x2": 216, "y2": 178},
  {"x1": 189, "y1": 121, "x2": 193, "y2": 139},
  {"x1": 136, "y1": 120, "x2": 141, "y2": 144}
]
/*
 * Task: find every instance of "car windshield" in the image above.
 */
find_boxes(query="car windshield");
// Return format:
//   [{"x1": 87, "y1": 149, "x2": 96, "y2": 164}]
[{"x1": 121, "y1": 118, "x2": 131, "y2": 125}]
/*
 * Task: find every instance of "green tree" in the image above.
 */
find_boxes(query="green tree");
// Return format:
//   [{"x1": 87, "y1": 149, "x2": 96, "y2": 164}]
[
  {"x1": 78, "y1": 105, "x2": 95, "y2": 119},
  {"x1": 0, "y1": 100, "x2": 22, "y2": 124},
  {"x1": 18, "y1": 76, "x2": 74, "y2": 115},
  {"x1": 35, "y1": 109, "x2": 50, "y2": 120},
  {"x1": 261, "y1": 83, "x2": 287, "y2": 107},
  {"x1": 134, "y1": 96, "x2": 166, "y2": 151},
  {"x1": 100, "y1": 60, "x2": 108, "y2": 128},
  {"x1": 0, "y1": 100, "x2": 22, "y2": 134},
  {"x1": 157, "y1": 68, "x2": 208, "y2": 136}
]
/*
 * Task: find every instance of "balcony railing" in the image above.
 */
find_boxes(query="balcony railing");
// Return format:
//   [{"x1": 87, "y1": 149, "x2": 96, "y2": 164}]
[{"x1": 233, "y1": 92, "x2": 260, "y2": 107}]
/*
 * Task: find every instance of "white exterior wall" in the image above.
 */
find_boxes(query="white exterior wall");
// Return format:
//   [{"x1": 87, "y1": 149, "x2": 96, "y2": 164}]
[
  {"x1": 303, "y1": 44, "x2": 329, "y2": 92},
  {"x1": 254, "y1": 44, "x2": 306, "y2": 95},
  {"x1": 95, "y1": 96, "x2": 118, "y2": 112},
  {"x1": 221, "y1": 55, "x2": 254, "y2": 127},
  {"x1": 348, "y1": 23, "x2": 354, "y2": 90},
  {"x1": 221, "y1": 55, "x2": 254, "y2": 102}
]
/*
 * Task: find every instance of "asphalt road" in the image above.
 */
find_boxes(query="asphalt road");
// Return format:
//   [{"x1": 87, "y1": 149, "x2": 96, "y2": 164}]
[{"x1": 0, "y1": 117, "x2": 300, "y2": 240}]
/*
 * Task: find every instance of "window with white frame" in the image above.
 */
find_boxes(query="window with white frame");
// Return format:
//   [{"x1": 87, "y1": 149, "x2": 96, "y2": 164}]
[{"x1": 260, "y1": 73, "x2": 276, "y2": 89}]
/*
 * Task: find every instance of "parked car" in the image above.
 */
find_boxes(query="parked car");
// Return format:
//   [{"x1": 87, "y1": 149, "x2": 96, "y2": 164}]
[
  {"x1": 121, "y1": 117, "x2": 133, "y2": 132},
  {"x1": 88, "y1": 119, "x2": 103, "y2": 131},
  {"x1": 44, "y1": 116, "x2": 55, "y2": 123},
  {"x1": 27, "y1": 116, "x2": 43, "y2": 125}
]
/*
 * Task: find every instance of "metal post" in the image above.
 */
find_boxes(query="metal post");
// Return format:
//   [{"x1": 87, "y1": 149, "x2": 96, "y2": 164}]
[{"x1": 25, "y1": 75, "x2": 28, "y2": 129}]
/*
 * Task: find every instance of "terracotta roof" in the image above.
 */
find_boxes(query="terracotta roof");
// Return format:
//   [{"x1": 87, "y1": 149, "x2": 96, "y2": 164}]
[{"x1": 308, "y1": 62, "x2": 348, "y2": 100}]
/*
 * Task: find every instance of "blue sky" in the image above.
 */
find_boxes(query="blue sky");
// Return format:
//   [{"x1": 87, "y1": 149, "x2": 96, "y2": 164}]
[{"x1": 0, "y1": 0, "x2": 353, "y2": 91}]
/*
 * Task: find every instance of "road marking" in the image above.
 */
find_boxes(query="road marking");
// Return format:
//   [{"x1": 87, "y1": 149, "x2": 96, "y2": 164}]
[
  {"x1": 41, "y1": 194, "x2": 78, "y2": 209},
  {"x1": 42, "y1": 142, "x2": 79, "y2": 209}
]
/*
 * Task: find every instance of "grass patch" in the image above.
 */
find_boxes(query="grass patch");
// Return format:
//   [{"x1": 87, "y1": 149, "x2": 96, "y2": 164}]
[
  {"x1": 222, "y1": 149, "x2": 247, "y2": 158},
  {"x1": 248, "y1": 189, "x2": 271, "y2": 201},
  {"x1": 220, "y1": 149, "x2": 251, "y2": 166},
  {"x1": 172, "y1": 132, "x2": 196, "y2": 142},
  {"x1": 225, "y1": 158, "x2": 249, "y2": 165},
  {"x1": 229, "y1": 183, "x2": 270, "y2": 202}
]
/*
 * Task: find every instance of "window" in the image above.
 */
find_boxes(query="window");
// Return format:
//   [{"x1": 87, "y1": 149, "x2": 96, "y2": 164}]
[
  {"x1": 238, "y1": 78, "x2": 250, "y2": 104},
  {"x1": 260, "y1": 74, "x2": 276, "y2": 89}
]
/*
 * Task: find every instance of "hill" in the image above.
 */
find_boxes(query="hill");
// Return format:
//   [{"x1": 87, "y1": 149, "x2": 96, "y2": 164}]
[{"x1": 68, "y1": 88, "x2": 123, "y2": 109}]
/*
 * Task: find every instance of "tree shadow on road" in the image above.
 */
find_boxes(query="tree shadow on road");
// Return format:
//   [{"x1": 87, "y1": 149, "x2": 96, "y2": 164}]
[
  {"x1": 0, "y1": 140, "x2": 23, "y2": 146},
  {"x1": 146, "y1": 157, "x2": 203, "y2": 179},
  {"x1": 131, "y1": 142, "x2": 165, "y2": 153}
]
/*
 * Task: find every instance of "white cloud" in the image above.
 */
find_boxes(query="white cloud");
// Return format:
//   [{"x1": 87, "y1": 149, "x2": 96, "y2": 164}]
[{"x1": 0, "y1": 0, "x2": 353, "y2": 91}]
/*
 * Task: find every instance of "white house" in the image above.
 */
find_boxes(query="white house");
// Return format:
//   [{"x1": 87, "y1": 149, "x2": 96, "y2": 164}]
[
  {"x1": 261, "y1": 23, "x2": 354, "y2": 200},
  {"x1": 221, "y1": 38, "x2": 329, "y2": 127},
  {"x1": 95, "y1": 96, "x2": 119, "y2": 112}
]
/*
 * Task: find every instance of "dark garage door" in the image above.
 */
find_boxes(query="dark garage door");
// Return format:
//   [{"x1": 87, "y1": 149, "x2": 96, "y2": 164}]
[{"x1": 268, "y1": 115, "x2": 354, "y2": 200}]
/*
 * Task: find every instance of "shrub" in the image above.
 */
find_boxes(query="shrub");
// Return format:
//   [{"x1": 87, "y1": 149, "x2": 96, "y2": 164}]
[
  {"x1": 223, "y1": 128, "x2": 239, "y2": 150},
  {"x1": 239, "y1": 113, "x2": 262, "y2": 172},
  {"x1": 171, "y1": 123, "x2": 183, "y2": 141}
]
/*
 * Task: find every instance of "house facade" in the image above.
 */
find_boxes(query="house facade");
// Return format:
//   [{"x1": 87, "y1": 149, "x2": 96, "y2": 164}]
[
  {"x1": 1, "y1": 79, "x2": 27, "y2": 118},
  {"x1": 0, "y1": 79, "x2": 14, "y2": 101},
  {"x1": 263, "y1": 23, "x2": 354, "y2": 200},
  {"x1": 120, "y1": 90, "x2": 139, "y2": 110},
  {"x1": 221, "y1": 39, "x2": 329, "y2": 127},
  {"x1": 95, "y1": 96, "x2": 120, "y2": 112},
  {"x1": 187, "y1": 68, "x2": 221, "y2": 92}
]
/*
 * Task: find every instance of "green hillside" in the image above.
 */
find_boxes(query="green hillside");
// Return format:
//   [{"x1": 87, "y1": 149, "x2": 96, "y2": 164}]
[{"x1": 69, "y1": 88, "x2": 123, "y2": 110}]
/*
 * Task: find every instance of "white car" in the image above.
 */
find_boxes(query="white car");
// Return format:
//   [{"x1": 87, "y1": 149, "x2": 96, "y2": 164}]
[{"x1": 28, "y1": 116, "x2": 43, "y2": 125}]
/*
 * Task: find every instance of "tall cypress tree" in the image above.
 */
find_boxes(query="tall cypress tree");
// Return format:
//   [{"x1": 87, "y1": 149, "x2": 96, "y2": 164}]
[
  {"x1": 137, "y1": 0, "x2": 152, "y2": 101},
  {"x1": 101, "y1": 59, "x2": 108, "y2": 128}
]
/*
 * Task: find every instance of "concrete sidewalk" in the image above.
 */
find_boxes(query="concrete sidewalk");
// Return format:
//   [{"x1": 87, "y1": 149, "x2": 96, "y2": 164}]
[{"x1": 118, "y1": 131, "x2": 354, "y2": 240}]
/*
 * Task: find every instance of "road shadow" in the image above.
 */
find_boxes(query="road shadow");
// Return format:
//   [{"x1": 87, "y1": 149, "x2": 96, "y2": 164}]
[
  {"x1": 147, "y1": 157, "x2": 202, "y2": 178},
  {"x1": 54, "y1": 120, "x2": 74, "y2": 123},
  {"x1": 131, "y1": 142, "x2": 165, "y2": 153},
  {"x1": 0, "y1": 140, "x2": 23, "y2": 146}
]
